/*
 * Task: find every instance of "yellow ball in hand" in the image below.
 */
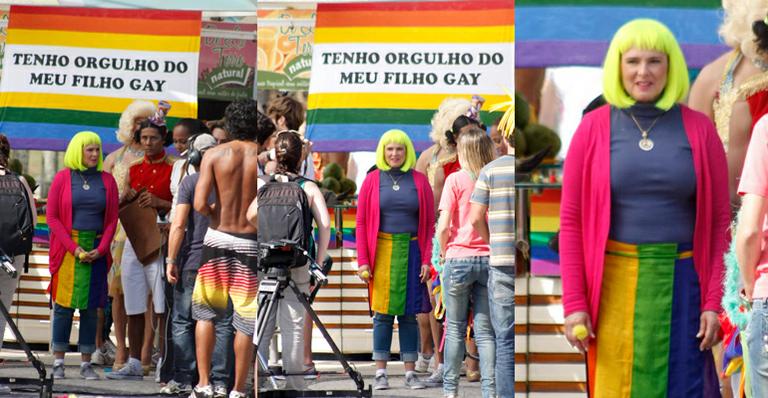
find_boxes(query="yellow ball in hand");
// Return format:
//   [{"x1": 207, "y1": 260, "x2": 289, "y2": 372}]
[
  {"x1": 573, "y1": 324, "x2": 588, "y2": 341},
  {"x1": 78, "y1": 252, "x2": 87, "y2": 261},
  {"x1": 361, "y1": 270, "x2": 370, "y2": 280}
]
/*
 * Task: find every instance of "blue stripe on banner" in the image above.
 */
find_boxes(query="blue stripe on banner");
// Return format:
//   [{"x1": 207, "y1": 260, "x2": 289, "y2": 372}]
[
  {"x1": 306, "y1": 123, "x2": 433, "y2": 152},
  {"x1": 531, "y1": 246, "x2": 560, "y2": 262},
  {"x1": 517, "y1": 6, "x2": 721, "y2": 43},
  {"x1": 0, "y1": 122, "x2": 121, "y2": 151}
]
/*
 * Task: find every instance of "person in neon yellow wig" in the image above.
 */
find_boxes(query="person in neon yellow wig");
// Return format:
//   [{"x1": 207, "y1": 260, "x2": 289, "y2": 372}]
[
  {"x1": 64, "y1": 131, "x2": 104, "y2": 172},
  {"x1": 560, "y1": 17, "x2": 728, "y2": 398},
  {"x1": 47, "y1": 130, "x2": 119, "y2": 380},
  {"x1": 602, "y1": 18, "x2": 689, "y2": 111},
  {"x1": 375, "y1": 129, "x2": 417, "y2": 172}
]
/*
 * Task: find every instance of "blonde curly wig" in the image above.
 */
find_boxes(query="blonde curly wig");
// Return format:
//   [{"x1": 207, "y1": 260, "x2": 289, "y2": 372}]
[
  {"x1": 116, "y1": 100, "x2": 156, "y2": 145},
  {"x1": 429, "y1": 97, "x2": 472, "y2": 150},
  {"x1": 719, "y1": 0, "x2": 768, "y2": 61}
]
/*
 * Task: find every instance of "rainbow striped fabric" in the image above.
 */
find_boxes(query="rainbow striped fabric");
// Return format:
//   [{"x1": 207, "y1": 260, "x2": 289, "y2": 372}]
[
  {"x1": 306, "y1": 1, "x2": 514, "y2": 151},
  {"x1": 0, "y1": 6, "x2": 201, "y2": 151},
  {"x1": 516, "y1": 0, "x2": 726, "y2": 68},
  {"x1": 588, "y1": 240, "x2": 719, "y2": 397},
  {"x1": 50, "y1": 230, "x2": 108, "y2": 310},
  {"x1": 371, "y1": 232, "x2": 430, "y2": 316}
]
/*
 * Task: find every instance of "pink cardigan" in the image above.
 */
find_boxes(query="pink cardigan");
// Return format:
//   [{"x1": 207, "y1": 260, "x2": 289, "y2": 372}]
[
  {"x1": 355, "y1": 169, "x2": 435, "y2": 271},
  {"x1": 560, "y1": 105, "x2": 729, "y2": 328},
  {"x1": 47, "y1": 168, "x2": 119, "y2": 276}
]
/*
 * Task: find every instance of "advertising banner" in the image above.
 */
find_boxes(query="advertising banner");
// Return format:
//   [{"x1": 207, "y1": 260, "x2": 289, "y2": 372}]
[
  {"x1": 257, "y1": 9, "x2": 314, "y2": 92},
  {"x1": 199, "y1": 21, "x2": 256, "y2": 101}
]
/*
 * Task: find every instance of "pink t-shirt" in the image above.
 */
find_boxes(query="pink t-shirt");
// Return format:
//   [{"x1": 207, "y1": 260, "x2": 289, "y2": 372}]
[
  {"x1": 738, "y1": 115, "x2": 768, "y2": 299},
  {"x1": 439, "y1": 169, "x2": 490, "y2": 259}
]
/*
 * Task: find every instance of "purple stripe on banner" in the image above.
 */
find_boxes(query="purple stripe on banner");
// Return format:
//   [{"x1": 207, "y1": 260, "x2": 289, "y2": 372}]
[
  {"x1": 517, "y1": 41, "x2": 729, "y2": 68},
  {"x1": 1, "y1": 122, "x2": 122, "y2": 151}
]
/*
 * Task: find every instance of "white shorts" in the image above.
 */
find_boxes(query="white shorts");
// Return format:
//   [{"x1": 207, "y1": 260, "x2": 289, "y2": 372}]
[{"x1": 120, "y1": 239, "x2": 165, "y2": 316}]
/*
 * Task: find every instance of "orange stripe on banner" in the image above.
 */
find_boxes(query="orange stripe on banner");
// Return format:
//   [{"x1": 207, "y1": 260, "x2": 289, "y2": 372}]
[
  {"x1": 10, "y1": 13, "x2": 201, "y2": 36},
  {"x1": 317, "y1": 9, "x2": 514, "y2": 28}
]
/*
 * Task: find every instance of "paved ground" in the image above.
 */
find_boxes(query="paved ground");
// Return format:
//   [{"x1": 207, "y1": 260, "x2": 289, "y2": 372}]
[{"x1": 0, "y1": 351, "x2": 483, "y2": 397}]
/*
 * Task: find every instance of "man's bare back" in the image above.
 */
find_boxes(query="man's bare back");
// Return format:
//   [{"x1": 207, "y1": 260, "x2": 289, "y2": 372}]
[{"x1": 194, "y1": 140, "x2": 261, "y2": 234}]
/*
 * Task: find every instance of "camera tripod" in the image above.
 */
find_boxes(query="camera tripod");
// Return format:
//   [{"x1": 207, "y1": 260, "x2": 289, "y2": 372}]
[
  {"x1": 0, "y1": 288, "x2": 52, "y2": 398},
  {"x1": 253, "y1": 243, "x2": 369, "y2": 397}
]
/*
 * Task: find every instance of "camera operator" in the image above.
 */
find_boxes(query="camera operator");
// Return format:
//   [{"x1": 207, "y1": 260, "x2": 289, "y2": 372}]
[
  {"x1": 246, "y1": 130, "x2": 330, "y2": 391},
  {"x1": 0, "y1": 134, "x2": 36, "y2": 393}
]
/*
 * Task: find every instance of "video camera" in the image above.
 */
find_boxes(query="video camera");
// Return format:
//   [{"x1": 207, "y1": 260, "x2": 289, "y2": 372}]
[{"x1": 0, "y1": 248, "x2": 17, "y2": 279}]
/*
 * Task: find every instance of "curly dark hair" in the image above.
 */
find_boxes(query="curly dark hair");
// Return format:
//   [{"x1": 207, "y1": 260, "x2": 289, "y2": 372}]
[
  {"x1": 256, "y1": 110, "x2": 276, "y2": 146},
  {"x1": 445, "y1": 115, "x2": 482, "y2": 146},
  {"x1": 754, "y1": 19, "x2": 768, "y2": 55},
  {"x1": 274, "y1": 130, "x2": 303, "y2": 174},
  {"x1": 224, "y1": 99, "x2": 274, "y2": 144},
  {"x1": 0, "y1": 134, "x2": 9, "y2": 169}
]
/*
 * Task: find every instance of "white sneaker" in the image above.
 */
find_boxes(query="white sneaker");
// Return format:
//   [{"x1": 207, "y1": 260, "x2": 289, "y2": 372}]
[
  {"x1": 91, "y1": 347, "x2": 114, "y2": 366},
  {"x1": 414, "y1": 354, "x2": 432, "y2": 373},
  {"x1": 160, "y1": 380, "x2": 192, "y2": 394},
  {"x1": 106, "y1": 360, "x2": 143, "y2": 380}
]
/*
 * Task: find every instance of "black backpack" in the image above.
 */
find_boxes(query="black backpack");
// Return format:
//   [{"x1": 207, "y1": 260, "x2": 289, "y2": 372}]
[
  {"x1": 256, "y1": 173, "x2": 314, "y2": 269},
  {"x1": 0, "y1": 172, "x2": 33, "y2": 260}
]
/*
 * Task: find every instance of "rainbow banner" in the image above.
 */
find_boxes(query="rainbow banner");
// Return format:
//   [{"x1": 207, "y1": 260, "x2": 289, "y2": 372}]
[
  {"x1": 0, "y1": 6, "x2": 201, "y2": 151},
  {"x1": 306, "y1": 1, "x2": 514, "y2": 152},
  {"x1": 516, "y1": 0, "x2": 726, "y2": 68},
  {"x1": 530, "y1": 188, "x2": 561, "y2": 276}
]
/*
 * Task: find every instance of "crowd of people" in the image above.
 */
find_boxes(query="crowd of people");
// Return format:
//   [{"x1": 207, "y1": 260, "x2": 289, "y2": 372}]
[{"x1": 0, "y1": 86, "x2": 515, "y2": 398}]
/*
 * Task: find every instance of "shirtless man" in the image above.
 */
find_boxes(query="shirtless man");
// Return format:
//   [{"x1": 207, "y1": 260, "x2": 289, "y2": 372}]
[{"x1": 191, "y1": 99, "x2": 276, "y2": 398}]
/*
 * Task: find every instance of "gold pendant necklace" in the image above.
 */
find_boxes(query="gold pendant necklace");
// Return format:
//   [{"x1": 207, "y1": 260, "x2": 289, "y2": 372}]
[{"x1": 628, "y1": 111, "x2": 665, "y2": 152}]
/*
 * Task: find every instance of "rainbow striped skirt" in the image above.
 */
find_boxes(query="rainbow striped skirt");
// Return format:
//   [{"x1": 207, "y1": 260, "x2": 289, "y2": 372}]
[
  {"x1": 370, "y1": 232, "x2": 431, "y2": 316},
  {"x1": 50, "y1": 230, "x2": 108, "y2": 310},
  {"x1": 587, "y1": 240, "x2": 719, "y2": 398}
]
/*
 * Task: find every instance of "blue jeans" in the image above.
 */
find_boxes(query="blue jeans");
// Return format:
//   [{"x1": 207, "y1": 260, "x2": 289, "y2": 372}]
[
  {"x1": 442, "y1": 256, "x2": 495, "y2": 398},
  {"x1": 372, "y1": 313, "x2": 418, "y2": 363},
  {"x1": 51, "y1": 303, "x2": 98, "y2": 354},
  {"x1": 747, "y1": 298, "x2": 768, "y2": 397},
  {"x1": 172, "y1": 270, "x2": 234, "y2": 386},
  {"x1": 489, "y1": 266, "x2": 515, "y2": 398}
]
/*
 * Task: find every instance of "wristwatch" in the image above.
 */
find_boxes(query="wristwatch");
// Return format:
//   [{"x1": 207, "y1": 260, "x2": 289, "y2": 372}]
[{"x1": 166, "y1": 257, "x2": 176, "y2": 265}]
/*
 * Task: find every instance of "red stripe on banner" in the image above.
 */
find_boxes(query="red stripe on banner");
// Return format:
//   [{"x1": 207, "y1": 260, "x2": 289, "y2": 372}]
[
  {"x1": 10, "y1": 13, "x2": 201, "y2": 36},
  {"x1": 318, "y1": 0, "x2": 514, "y2": 13},
  {"x1": 316, "y1": 8, "x2": 514, "y2": 28},
  {"x1": 10, "y1": 5, "x2": 200, "y2": 22}
]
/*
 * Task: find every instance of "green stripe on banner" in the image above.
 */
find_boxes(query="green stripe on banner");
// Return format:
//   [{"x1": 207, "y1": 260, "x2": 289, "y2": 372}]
[
  {"x1": 308, "y1": 108, "x2": 503, "y2": 126},
  {"x1": 0, "y1": 107, "x2": 181, "y2": 128},
  {"x1": 72, "y1": 231, "x2": 96, "y2": 309},
  {"x1": 388, "y1": 234, "x2": 410, "y2": 315},
  {"x1": 631, "y1": 243, "x2": 676, "y2": 398},
  {"x1": 516, "y1": 0, "x2": 719, "y2": 7}
]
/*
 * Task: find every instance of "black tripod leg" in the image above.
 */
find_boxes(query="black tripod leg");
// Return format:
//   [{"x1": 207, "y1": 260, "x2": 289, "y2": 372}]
[
  {"x1": 0, "y1": 299, "x2": 52, "y2": 398},
  {"x1": 288, "y1": 281, "x2": 366, "y2": 392},
  {"x1": 253, "y1": 282, "x2": 282, "y2": 390}
]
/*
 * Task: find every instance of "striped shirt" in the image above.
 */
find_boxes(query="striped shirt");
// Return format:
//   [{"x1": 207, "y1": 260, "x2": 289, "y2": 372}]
[{"x1": 470, "y1": 155, "x2": 515, "y2": 267}]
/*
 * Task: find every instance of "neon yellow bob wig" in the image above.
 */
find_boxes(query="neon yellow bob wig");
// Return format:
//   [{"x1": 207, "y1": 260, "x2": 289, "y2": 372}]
[
  {"x1": 64, "y1": 131, "x2": 103, "y2": 171},
  {"x1": 375, "y1": 129, "x2": 417, "y2": 172},
  {"x1": 602, "y1": 18, "x2": 689, "y2": 111}
]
